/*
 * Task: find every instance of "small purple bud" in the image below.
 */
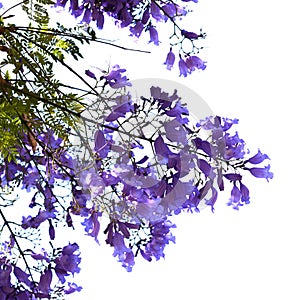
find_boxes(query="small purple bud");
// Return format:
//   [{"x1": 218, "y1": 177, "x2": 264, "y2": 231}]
[
  {"x1": 181, "y1": 29, "x2": 199, "y2": 39},
  {"x1": 49, "y1": 220, "x2": 55, "y2": 240},
  {"x1": 224, "y1": 173, "x2": 242, "y2": 181},
  {"x1": 85, "y1": 69, "x2": 96, "y2": 79}
]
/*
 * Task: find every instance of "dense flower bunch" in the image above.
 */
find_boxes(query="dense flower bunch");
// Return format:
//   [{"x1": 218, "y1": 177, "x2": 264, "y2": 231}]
[
  {"x1": 0, "y1": 130, "x2": 84, "y2": 297},
  {"x1": 55, "y1": 0, "x2": 206, "y2": 76},
  {"x1": 70, "y1": 70, "x2": 273, "y2": 271},
  {"x1": 0, "y1": 243, "x2": 82, "y2": 298},
  {"x1": 0, "y1": 66, "x2": 273, "y2": 296}
]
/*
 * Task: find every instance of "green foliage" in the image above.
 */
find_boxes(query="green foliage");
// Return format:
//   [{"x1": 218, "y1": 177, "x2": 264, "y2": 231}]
[
  {"x1": 0, "y1": 15, "x2": 92, "y2": 161},
  {"x1": 22, "y1": 0, "x2": 55, "y2": 26}
]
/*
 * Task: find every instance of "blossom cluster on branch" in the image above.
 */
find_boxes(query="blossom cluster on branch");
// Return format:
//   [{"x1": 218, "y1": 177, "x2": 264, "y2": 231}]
[
  {"x1": 0, "y1": 0, "x2": 273, "y2": 298},
  {"x1": 55, "y1": 0, "x2": 206, "y2": 76}
]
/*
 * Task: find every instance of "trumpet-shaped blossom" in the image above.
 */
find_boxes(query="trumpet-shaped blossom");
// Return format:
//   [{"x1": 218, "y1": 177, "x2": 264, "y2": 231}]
[
  {"x1": 38, "y1": 269, "x2": 53, "y2": 294},
  {"x1": 130, "y1": 21, "x2": 144, "y2": 38},
  {"x1": 81, "y1": 210, "x2": 102, "y2": 243},
  {"x1": 101, "y1": 65, "x2": 131, "y2": 89},
  {"x1": 178, "y1": 56, "x2": 189, "y2": 77},
  {"x1": 246, "y1": 149, "x2": 270, "y2": 164},
  {"x1": 246, "y1": 165, "x2": 273, "y2": 181},
  {"x1": 164, "y1": 49, "x2": 175, "y2": 70},
  {"x1": 21, "y1": 210, "x2": 56, "y2": 229},
  {"x1": 149, "y1": 26, "x2": 159, "y2": 45},
  {"x1": 227, "y1": 185, "x2": 241, "y2": 209}
]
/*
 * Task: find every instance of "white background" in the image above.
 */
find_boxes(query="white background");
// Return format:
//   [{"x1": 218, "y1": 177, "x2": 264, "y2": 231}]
[{"x1": 2, "y1": 0, "x2": 300, "y2": 299}]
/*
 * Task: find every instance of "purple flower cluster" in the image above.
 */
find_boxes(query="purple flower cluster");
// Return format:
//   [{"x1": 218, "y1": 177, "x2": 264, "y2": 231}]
[
  {"x1": 54, "y1": 243, "x2": 81, "y2": 283},
  {"x1": 141, "y1": 218, "x2": 176, "y2": 261},
  {"x1": 68, "y1": 79, "x2": 273, "y2": 270},
  {"x1": 0, "y1": 74, "x2": 273, "y2": 281},
  {"x1": 164, "y1": 50, "x2": 206, "y2": 76},
  {"x1": 0, "y1": 243, "x2": 81, "y2": 298},
  {"x1": 55, "y1": 0, "x2": 189, "y2": 30},
  {"x1": 104, "y1": 221, "x2": 138, "y2": 271},
  {"x1": 0, "y1": 129, "x2": 84, "y2": 296},
  {"x1": 55, "y1": 0, "x2": 206, "y2": 76},
  {"x1": 85, "y1": 64, "x2": 132, "y2": 89}
]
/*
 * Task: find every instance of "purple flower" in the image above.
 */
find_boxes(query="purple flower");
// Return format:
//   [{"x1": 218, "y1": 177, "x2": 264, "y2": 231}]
[
  {"x1": 217, "y1": 169, "x2": 224, "y2": 191},
  {"x1": 94, "y1": 129, "x2": 109, "y2": 158},
  {"x1": 142, "y1": 9, "x2": 150, "y2": 24},
  {"x1": 240, "y1": 182, "x2": 250, "y2": 204},
  {"x1": 178, "y1": 57, "x2": 189, "y2": 77},
  {"x1": 82, "y1": 8, "x2": 92, "y2": 23},
  {"x1": 164, "y1": 119, "x2": 187, "y2": 143},
  {"x1": 224, "y1": 173, "x2": 242, "y2": 181},
  {"x1": 186, "y1": 55, "x2": 206, "y2": 71},
  {"x1": 71, "y1": 188, "x2": 89, "y2": 216},
  {"x1": 71, "y1": 5, "x2": 84, "y2": 18},
  {"x1": 78, "y1": 167, "x2": 105, "y2": 198},
  {"x1": 69, "y1": 0, "x2": 79, "y2": 11},
  {"x1": 142, "y1": 218, "x2": 176, "y2": 261},
  {"x1": 38, "y1": 269, "x2": 52, "y2": 294},
  {"x1": 102, "y1": 65, "x2": 131, "y2": 89},
  {"x1": 54, "y1": 243, "x2": 81, "y2": 283},
  {"x1": 150, "y1": 2, "x2": 167, "y2": 22},
  {"x1": 227, "y1": 185, "x2": 241, "y2": 209},
  {"x1": 164, "y1": 49, "x2": 175, "y2": 70},
  {"x1": 122, "y1": 251, "x2": 135, "y2": 272},
  {"x1": 193, "y1": 137, "x2": 212, "y2": 156},
  {"x1": 246, "y1": 164, "x2": 273, "y2": 181},
  {"x1": 13, "y1": 266, "x2": 31, "y2": 287},
  {"x1": 21, "y1": 210, "x2": 56, "y2": 229},
  {"x1": 55, "y1": 0, "x2": 68, "y2": 7},
  {"x1": 130, "y1": 21, "x2": 144, "y2": 38},
  {"x1": 154, "y1": 135, "x2": 173, "y2": 163},
  {"x1": 31, "y1": 251, "x2": 50, "y2": 263},
  {"x1": 197, "y1": 159, "x2": 212, "y2": 178},
  {"x1": 22, "y1": 166, "x2": 40, "y2": 191},
  {"x1": 246, "y1": 149, "x2": 270, "y2": 164},
  {"x1": 81, "y1": 210, "x2": 102, "y2": 243},
  {"x1": 165, "y1": 101, "x2": 188, "y2": 118},
  {"x1": 112, "y1": 232, "x2": 131, "y2": 257},
  {"x1": 119, "y1": 7, "x2": 132, "y2": 27},
  {"x1": 149, "y1": 26, "x2": 159, "y2": 46},
  {"x1": 39, "y1": 130, "x2": 63, "y2": 149},
  {"x1": 181, "y1": 0, "x2": 198, "y2": 3},
  {"x1": 162, "y1": 3, "x2": 176, "y2": 17},
  {"x1": 49, "y1": 220, "x2": 55, "y2": 240},
  {"x1": 205, "y1": 186, "x2": 218, "y2": 212},
  {"x1": 93, "y1": 9, "x2": 104, "y2": 29},
  {"x1": 65, "y1": 282, "x2": 82, "y2": 294},
  {"x1": 0, "y1": 263, "x2": 15, "y2": 296},
  {"x1": 105, "y1": 102, "x2": 133, "y2": 122},
  {"x1": 224, "y1": 132, "x2": 246, "y2": 159}
]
